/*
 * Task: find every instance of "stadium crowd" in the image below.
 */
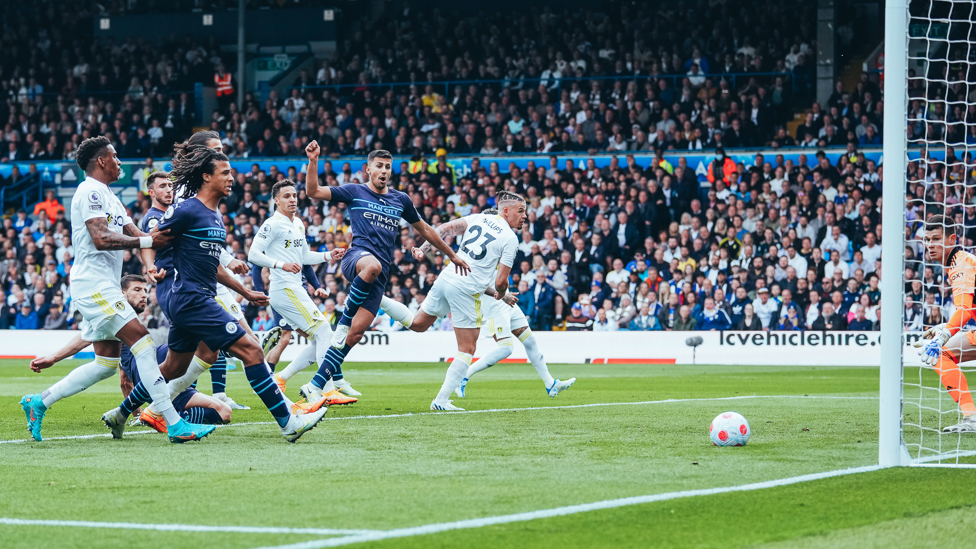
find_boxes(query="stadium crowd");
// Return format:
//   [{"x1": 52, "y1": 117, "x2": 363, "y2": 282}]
[{"x1": 0, "y1": 143, "x2": 900, "y2": 333}]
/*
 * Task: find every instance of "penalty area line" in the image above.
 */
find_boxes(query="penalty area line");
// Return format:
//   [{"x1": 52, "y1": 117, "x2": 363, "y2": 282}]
[
  {"x1": 254, "y1": 464, "x2": 883, "y2": 549},
  {"x1": 0, "y1": 395, "x2": 874, "y2": 444},
  {"x1": 0, "y1": 518, "x2": 379, "y2": 536}
]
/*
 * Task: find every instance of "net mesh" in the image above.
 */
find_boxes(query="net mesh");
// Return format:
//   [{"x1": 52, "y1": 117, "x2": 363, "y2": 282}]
[{"x1": 902, "y1": 0, "x2": 976, "y2": 465}]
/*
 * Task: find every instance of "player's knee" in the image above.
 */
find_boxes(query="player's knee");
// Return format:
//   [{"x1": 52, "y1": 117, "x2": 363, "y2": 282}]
[
  {"x1": 216, "y1": 402, "x2": 232, "y2": 423},
  {"x1": 347, "y1": 331, "x2": 364, "y2": 346},
  {"x1": 237, "y1": 339, "x2": 265, "y2": 365}
]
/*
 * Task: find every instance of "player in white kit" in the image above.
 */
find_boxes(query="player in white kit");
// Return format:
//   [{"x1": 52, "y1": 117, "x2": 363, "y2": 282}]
[
  {"x1": 19, "y1": 136, "x2": 215, "y2": 443},
  {"x1": 377, "y1": 191, "x2": 526, "y2": 410},
  {"x1": 248, "y1": 179, "x2": 355, "y2": 406}
]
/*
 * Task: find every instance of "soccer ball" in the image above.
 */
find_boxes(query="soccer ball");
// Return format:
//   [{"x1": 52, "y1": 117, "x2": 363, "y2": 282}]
[{"x1": 710, "y1": 412, "x2": 750, "y2": 446}]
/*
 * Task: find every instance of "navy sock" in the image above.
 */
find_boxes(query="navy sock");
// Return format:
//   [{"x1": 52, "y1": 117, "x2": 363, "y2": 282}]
[
  {"x1": 120, "y1": 381, "x2": 152, "y2": 417},
  {"x1": 181, "y1": 407, "x2": 224, "y2": 425},
  {"x1": 267, "y1": 360, "x2": 277, "y2": 373},
  {"x1": 211, "y1": 353, "x2": 228, "y2": 394},
  {"x1": 244, "y1": 363, "x2": 290, "y2": 427},
  {"x1": 339, "y1": 276, "x2": 373, "y2": 327},
  {"x1": 311, "y1": 344, "x2": 352, "y2": 389}
]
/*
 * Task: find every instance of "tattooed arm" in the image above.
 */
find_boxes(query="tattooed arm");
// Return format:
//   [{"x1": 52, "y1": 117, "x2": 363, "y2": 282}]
[
  {"x1": 85, "y1": 217, "x2": 144, "y2": 251},
  {"x1": 415, "y1": 218, "x2": 468, "y2": 255}
]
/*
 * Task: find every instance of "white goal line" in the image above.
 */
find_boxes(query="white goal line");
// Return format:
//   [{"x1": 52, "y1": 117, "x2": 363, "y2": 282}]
[
  {"x1": 0, "y1": 394, "x2": 875, "y2": 445},
  {"x1": 0, "y1": 518, "x2": 378, "y2": 536},
  {"x1": 254, "y1": 465, "x2": 883, "y2": 549}
]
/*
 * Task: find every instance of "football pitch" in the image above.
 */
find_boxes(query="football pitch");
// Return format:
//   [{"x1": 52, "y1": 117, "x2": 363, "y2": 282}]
[{"x1": 2, "y1": 358, "x2": 976, "y2": 548}]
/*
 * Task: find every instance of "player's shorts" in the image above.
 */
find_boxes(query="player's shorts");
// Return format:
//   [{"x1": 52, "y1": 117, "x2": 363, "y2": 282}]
[
  {"x1": 481, "y1": 299, "x2": 530, "y2": 339},
  {"x1": 75, "y1": 287, "x2": 138, "y2": 342},
  {"x1": 271, "y1": 307, "x2": 295, "y2": 331},
  {"x1": 270, "y1": 287, "x2": 327, "y2": 338},
  {"x1": 421, "y1": 278, "x2": 484, "y2": 329},
  {"x1": 166, "y1": 291, "x2": 247, "y2": 353},
  {"x1": 172, "y1": 388, "x2": 197, "y2": 414},
  {"x1": 340, "y1": 247, "x2": 390, "y2": 318},
  {"x1": 155, "y1": 275, "x2": 174, "y2": 319},
  {"x1": 215, "y1": 288, "x2": 246, "y2": 322}
]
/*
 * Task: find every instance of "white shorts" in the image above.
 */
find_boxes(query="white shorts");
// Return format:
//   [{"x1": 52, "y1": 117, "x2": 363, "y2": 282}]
[
  {"x1": 421, "y1": 278, "x2": 484, "y2": 329},
  {"x1": 214, "y1": 289, "x2": 246, "y2": 322},
  {"x1": 481, "y1": 299, "x2": 530, "y2": 339},
  {"x1": 75, "y1": 287, "x2": 138, "y2": 342},
  {"x1": 270, "y1": 287, "x2": 327, "y2": 337}
]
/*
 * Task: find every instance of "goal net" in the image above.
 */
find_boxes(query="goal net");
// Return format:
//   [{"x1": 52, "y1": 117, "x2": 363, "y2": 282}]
[{"x1": 898, "y1": 0, "x2": 976, "y2": 466}]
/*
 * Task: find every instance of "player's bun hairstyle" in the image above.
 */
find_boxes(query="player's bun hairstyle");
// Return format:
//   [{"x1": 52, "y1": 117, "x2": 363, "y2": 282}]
[
  {"x1": 272, "y1": 179, "x2": 296, "y2": 199},
  {"x1": 925, "y1": 214, "x2": 958, "y2": 237},
  {"x1": 367, "y1": 149, "x2": 392, "y2": 163},
  {"x1": 170, "y1": 146, "x2": 230, "y2": 199},
  {"x1": 173, "y1": 130, "x2": 220, "y2": 160},
  {"x1": 76, "y1": 136, "x2": 112, "y2": 171},
  {"x1": 146, "y1": 171, "x2": 170, "y2": 191},
  {"x1": 483, "y1": 207, "x2": 498, "y2": 215},
  {"x1": 121, "y1": 274, "x2": 148, "y2": 290}
]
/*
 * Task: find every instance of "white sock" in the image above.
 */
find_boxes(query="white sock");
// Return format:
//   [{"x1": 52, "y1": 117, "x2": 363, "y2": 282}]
[
  {"x1": 41, "y1": 356, "x2": 119, "y2": 408},
  {"x1": 279, "y1": 345, "x2": 316, "y2": 382},
  {"x1": 131, "y1": 335, "x2": 181, "y2": 426},
  {"x1": 466, "y1": 340, "x2": 514, "y2": 379},
  {"x1": 147, "y1": 355, "x2": 211, "y2": 414},
  {"x1": 380, "y1": 295, "x2": 413, "y2": 328},
  {"x1": 520, "y1": 330, "x2": 554, "y2": 388},
  {"x1": 436, "y1": 353, "x2": 471, "y2": 403}
]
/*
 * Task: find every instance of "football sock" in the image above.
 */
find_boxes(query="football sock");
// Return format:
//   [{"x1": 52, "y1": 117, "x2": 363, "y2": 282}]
[
  {"x1": 279, "y1": 345, "x2": 316, "y2": 382},
  {"x1": 935, "y1": 349, "x2": 976, "y2": 416},
  {"x1": 436, "y1": 352, "x2": 471, "y2": 403},
  {"x1": 120, "y1": 381, "x2": 151, "y2": 418},
  {"x1": 41, "y1": 356, "x2": 119, "y2": 408},
  {"x1": 379, "y1": 295, "x2": 414, "y2": 328},
  {"x1": 466, "y1": 339, "x2": 514, "y2": 378},
  {"x1": 244, "y1": 362, "x2": 290, "y2": 427},
  {"x1": 520, "y1": 329, "x2": 555, "y2": 388},
  {"x1": 131, "y1": 335, "x2": 181, "y2": 426},
  {"x1": 181, "y1": 407, "x2": 225, "y2": 425},
  {"x1": 311, "y1": 344, "x2": 352, "y2": 390},
  {"x1": 211, "y1": 353, "x2": 228, "y2": 394},
  {"x1": 149, "y1": 355, "x2": 212, "y2": 414},
  {"x1": 339, "y1": 275, "x2": 373, "y2": 328}
]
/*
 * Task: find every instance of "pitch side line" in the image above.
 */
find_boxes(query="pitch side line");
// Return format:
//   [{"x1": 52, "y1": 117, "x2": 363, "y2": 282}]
[
  {"x1": 255, "y1": 465, "x2": 883, "y2": 549},
  {"x1": 0, "y1": 518, "x2": 378, "y2": 536},
  {"x1": 0, "y1": 395, "x2": 875, "y2": 444}
]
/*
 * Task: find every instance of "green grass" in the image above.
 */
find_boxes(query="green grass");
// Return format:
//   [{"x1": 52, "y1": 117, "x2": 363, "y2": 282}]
[{"x1": 1, "y1": 359, "x2": 975, "y2": 548}]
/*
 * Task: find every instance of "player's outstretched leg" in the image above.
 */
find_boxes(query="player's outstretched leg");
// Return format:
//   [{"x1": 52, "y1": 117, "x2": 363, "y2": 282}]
[
  {"x1": 518, "y1": 328, "x2": 575, "y2": 397},
  {"x1": 332, "y1": 275, "x2": 374, "y2": 348},
  {"x1": 279, "y1": 322, "x2": 357, "y2": 405},
  {"x1": 21, "y1": 356, "x2": 120, "y2": 441},
  {"x1": 432, "y1": 352, "x2": 471, "y2": 411},
  {"x1": 456, "y1": 339, "x2": 514, "y2": 398},
  {"x1": 212, "y1": 352, "x2": 250, "y2": 410}
]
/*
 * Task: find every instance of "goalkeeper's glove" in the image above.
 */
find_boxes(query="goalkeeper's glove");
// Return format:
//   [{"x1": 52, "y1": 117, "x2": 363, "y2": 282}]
[{"x1": 913, "y1": 324, "x2": 951, "y2": 367}]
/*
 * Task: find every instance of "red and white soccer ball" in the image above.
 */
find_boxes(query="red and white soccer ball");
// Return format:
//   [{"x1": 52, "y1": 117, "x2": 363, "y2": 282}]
[{"x1": 710, "y1": 412, "x2": 750, "y2": 446}]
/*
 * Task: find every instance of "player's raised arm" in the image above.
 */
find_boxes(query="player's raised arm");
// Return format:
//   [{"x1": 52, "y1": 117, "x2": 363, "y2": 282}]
[
  {"x1": 412, "y1": 219, "x2": 471, "y2": 275},
  {"x1": 217, "y1": 264, "x2": 269, "y2": 306},
  {"x1": 304, "y1": 141, "x2": 332, "y2": 201},
  {"x1": 415, "y1": 218, "x2": 468, "y2": 256}
]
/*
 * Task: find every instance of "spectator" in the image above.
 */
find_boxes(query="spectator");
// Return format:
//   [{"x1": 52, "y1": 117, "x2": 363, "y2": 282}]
[
  {"x1": 614, "y1": 294, "x2": 637, "y2": 329},
  {"x1": 751, "y1": 288, "x2": 779, "y2": 330},
  {"x1": 735, "y1": 303, "x2": 763, "y2": 330},
  {"x1": 778, "y1": 306, "x2": 805, "y2": 331},
  {"x1": 565, "y1": 304, "x2": 593, "y2": 331},
  {"x1": 848, "y1": 305, "x2": 874, "y2": 331},
  {"x1": 531, "y1": 271, "x2": 556, "y2": 330},
  {"x1": 251, "y1": 308, "x2": 274, "y2": 331},
  {"x1": 812, "y1": 302, "x2": 847, "y2": 330},
  {"x1": 696, "y1": 296, "x2": 732, "y2": 331},
  {"x1": 659, "y1": 293, "x2": 681, "y2": 330},
  {"x1": 33, "y1": 190, "x2": 64, "y2": 220},
  {"x1": 15, "y1": 302, "x2": 38, "y2": 330},
  {"x1": 674, "y1": 305, "x2": 697, "y2": 331},
  {"x1": 592, "y1": 309, "x2": 616, "y2": 332},
  {"x1": 630, "y1": 304, "x2": 662, "y2": 331}
]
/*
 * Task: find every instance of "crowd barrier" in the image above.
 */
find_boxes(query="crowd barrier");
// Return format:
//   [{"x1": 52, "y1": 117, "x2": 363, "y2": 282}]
[{"x1": 0, "y1": 330, "x2": 928, "y2": 367}]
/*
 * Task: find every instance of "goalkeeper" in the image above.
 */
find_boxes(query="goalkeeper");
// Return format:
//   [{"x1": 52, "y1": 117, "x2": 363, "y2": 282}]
[{"x1": 916, "y1": 215, "x2": 976, "y2": 433}]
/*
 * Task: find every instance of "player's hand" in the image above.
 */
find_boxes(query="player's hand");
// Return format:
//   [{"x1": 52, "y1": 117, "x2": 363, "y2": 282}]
[
  {"x1": 331, "y1": 247, "x2": 346, "y2": 261},
  {"x1": 306, "y1": 140, "x2": 320, "y2": 161},
  {"x1": 449, "y1": 254, "x2": 471, "y2": 276},
  {"x1": 150, "y1": 228, "x2": 172, "y2": 249},
  {"x1": 918, "y1": 338, "x2": 943, "y2": 367},
  {"x1": 917, "y1": 323, "x2": 948, "y2": 342},
  {"x1": 913, "y1": 324, "x2": 950, "y2": 347},
  {"x1": 281, "y1": 262, "x2": 301, "y2": 273},
  {"x1": 245, "y1": 290, "x2": 270, "y2": 307},
  {"x1": 314, "y1": 288, "x2": 329, "y2": 298},
  {"x1": 411, "y1": 247, "x2": 425, "y2": 261},
  {"x1": 501, "y1": 291, "x2": 519, "y2": 307},
  {"x1": 227, "y1": 258, "x2": 249, "y2": 275},
  {"x1": 30, "y1": 355, "x2": 56, "y2": 373}
]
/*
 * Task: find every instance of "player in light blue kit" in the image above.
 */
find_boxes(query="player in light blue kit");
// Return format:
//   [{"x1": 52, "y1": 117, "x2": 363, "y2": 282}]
[{"x1": 298, "y1": 141, "x2": 471, "y2": 403}]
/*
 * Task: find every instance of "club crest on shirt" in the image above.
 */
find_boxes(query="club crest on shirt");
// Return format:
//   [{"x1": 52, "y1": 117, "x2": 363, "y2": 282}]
[
  {"x1": 114, "y1": 301, "x2": 126, "y2": 312},
  {"x1": 147, "y1": 217, "x2": 159, "y2": 230},
  {"x1": 225, "y1": 321, "x2": 238, "y2": 334},
  {"x1": 164, "y1": 207, "x2": 175, "y2": 219}
]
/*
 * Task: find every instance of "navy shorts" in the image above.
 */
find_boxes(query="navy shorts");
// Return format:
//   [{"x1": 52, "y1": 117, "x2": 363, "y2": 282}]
[
  {"x1": 155, "y1": 275, "x2": 174, "y2": 319},
  {"x1": 340, "y1": 248, "x2": 390, "y2": 317},
  {"x1": 172, "y1": 388, "x2": 197, "y2": 413},
  {"x1": 167, "y1": 292, "x2": 247, "y2": 353},
  {"x1": 271, "y1": 307, "x2": 295, "y2": 331}
]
